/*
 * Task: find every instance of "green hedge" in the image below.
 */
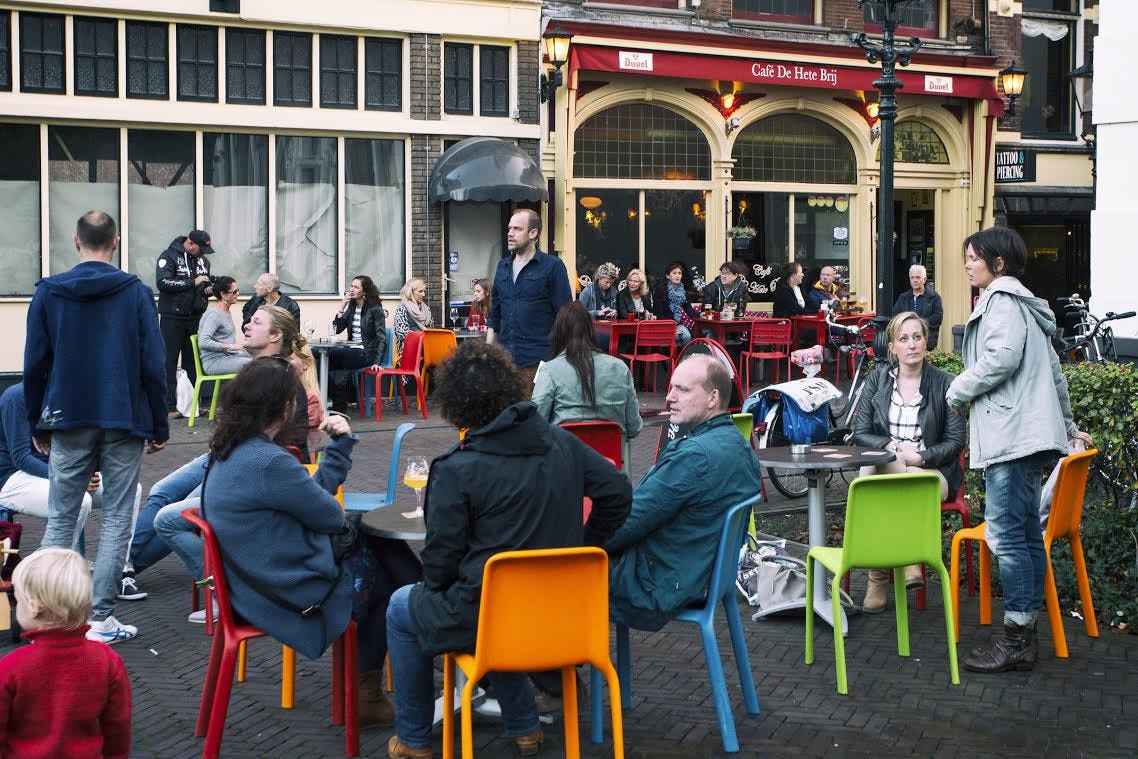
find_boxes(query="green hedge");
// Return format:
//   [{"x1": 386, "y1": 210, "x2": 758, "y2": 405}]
[{"x1": 925, "y1": 351, "x2": 1138, "y2": 630}]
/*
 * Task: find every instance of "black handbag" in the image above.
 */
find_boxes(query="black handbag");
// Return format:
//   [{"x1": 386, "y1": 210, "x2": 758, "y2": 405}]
[{"x1": 331, "y1": 511, "x2": 364, "y2": 564}]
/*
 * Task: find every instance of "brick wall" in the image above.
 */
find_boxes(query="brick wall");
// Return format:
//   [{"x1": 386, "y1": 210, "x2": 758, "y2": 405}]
[
  {"x1": 410, "y1": 134, "x2": 444, "y2": 319},
  {"x1": 409, "y1": 33, "x2": 441, "y2": 121},
  {"x1": 988, "y1": 12, "x2": 1022, "y2": 133},
  {"x1": 517, "y1": 40, "x2": 539, "y2": 125}
]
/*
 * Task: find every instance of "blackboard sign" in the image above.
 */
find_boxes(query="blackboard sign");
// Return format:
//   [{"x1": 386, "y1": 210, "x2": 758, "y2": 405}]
[{"x1": 994, "y1": 148, "x2": 1036, "y2": 183}]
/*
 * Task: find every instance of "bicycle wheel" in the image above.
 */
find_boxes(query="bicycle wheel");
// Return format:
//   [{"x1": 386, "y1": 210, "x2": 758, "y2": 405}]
[
  {"x1": 758, "y1": 405, "x2": 809, "y2": 499},
  {"x1": 1099, "y1": 326, "x2": 1118, "y2": 363}
]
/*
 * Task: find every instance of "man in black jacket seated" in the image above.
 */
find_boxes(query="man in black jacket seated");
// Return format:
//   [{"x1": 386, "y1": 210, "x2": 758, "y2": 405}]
[{"x1": 384, "y1": 341, "x2": 631, "y2": 759}]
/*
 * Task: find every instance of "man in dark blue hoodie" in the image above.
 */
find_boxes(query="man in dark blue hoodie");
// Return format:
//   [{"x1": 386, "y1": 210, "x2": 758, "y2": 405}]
[{"x1": 23, "y1": 210, "x2": 168, "y2": 645}]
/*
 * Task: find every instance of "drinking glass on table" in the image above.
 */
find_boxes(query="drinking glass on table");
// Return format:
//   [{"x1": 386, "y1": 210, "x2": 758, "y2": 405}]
[
  {"x1": 302, "y1": 320, "x2": 316, "y2": 341},
  {"x1": 449, "y1": 307, "x2": 459, "y2": 328},
  {"x1": 402, "y1": 456, "x2": 429, "y2": 518}
]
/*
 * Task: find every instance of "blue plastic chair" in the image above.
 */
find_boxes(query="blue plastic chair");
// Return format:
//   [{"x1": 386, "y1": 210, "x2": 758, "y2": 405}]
[
  {"x1": 342, "y1": 422, "x2": 414, "y2": 512},
  {"x1": 354, "y1": 328, "x2": 396, "y2": 418},
  {"x1": 590, "y1": 494, "x2": 762, "y2": 753}
]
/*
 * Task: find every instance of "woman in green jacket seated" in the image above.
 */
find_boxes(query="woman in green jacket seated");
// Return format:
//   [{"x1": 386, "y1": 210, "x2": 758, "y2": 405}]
[{"x1": 532, "y1": 302, "x2": 643, "y2": 440}]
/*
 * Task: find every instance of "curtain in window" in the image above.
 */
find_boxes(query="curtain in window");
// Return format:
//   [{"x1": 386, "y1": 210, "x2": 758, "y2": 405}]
[
  {"x1": 275, "y1": 135, "x2": 337, "y2": 293},
  {"x1": 48, "y1": 126, "x2": 119, "y2": 274},
  {"x1": 1021, "y1": 18, "x2": 1070, "y2": 41},
  {"x1": 203, "y1": 132, "x2": 268, "y2": 288},
  {"x1": 127, "y1": 130, "x2": 195, "y2": 280},
  {"x1": 345, "y1": 138, "x2": 404, "y2": 293},
  {"x1": 446, "y1": 202, "x2": 501, "y2": 301},
  {"x1": 0, "y1": 125, "x2": 41, "y2": 295}
]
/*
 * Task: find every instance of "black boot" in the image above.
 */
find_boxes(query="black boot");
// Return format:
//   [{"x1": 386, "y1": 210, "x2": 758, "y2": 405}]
[{"x1": 963, "y1": 620, "x2": 1037, "y2": 673}]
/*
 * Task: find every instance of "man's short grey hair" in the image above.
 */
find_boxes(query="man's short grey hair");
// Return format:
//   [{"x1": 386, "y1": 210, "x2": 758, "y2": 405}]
[
  {"x1": 682, "y1": 354, "x2": 731, "y2": 411},
  {"x1": 258, "y1": 272, "x2": 282, "y2": 292},
  {"x1": 909, "y1": 264, "x2": 927, "y2": 278}
]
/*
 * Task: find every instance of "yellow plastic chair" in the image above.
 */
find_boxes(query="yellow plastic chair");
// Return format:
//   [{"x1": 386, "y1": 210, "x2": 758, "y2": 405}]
[
  {"x1": 950, "y1": 449, "x2": 1099, "y2": 657},
  {"x1": 442, "y1": 547, "x2": 624, "y2": 759},
  {"x1": 805, "y1": 473, "x2": 959, "y2": 694},
  {"x1": 729, "y1": 413, "x2": 762, "y2": 538},
  {"x1": 187, "y1": 335, "x2": 238, "y2": 428},
  {"x1": 421, "y1": 328, "x2": 458, "y2": 397}
]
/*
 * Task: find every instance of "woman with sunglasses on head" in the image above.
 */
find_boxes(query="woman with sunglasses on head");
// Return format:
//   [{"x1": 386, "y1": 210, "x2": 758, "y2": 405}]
[
  {"x1": 197, "y1": 275, "x2": 251, "y2": 376},
  {"x1": 201, "y1": 358, "x2": 422, "y2": 729}
]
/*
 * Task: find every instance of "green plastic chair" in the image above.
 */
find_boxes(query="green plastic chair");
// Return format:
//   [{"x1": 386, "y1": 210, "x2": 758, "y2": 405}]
[
  {"x1": 730, "y1": 413, "x2": 761, "y2": 537},
  {"x1": 187, "y1": 334, "x2": 238, "y2": 428},
  {"x1": 805, "y1": 472, "x2": 960, "y2": 694}
]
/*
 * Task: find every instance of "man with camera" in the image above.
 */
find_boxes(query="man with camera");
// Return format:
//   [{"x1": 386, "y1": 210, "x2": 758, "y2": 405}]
[{"x1": 156, "y1": 229, "x2": 214, "y2": 419}]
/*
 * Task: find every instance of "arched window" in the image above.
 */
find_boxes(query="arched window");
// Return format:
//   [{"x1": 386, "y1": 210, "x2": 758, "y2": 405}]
[
  {"x1": 732, "y1": 114, "x2": 856, "y2": 184},
  {"x1": 878, "y1": 121, "x2": 950, "y2": 164},
  {"x1": 573, "y1": 103, "x2": 711, "y2": 181}
]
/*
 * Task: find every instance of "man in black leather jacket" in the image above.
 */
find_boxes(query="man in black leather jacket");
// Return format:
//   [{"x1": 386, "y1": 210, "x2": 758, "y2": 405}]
[{"x1": 155, "y1": 229, "x2": 213, "y2": 417}]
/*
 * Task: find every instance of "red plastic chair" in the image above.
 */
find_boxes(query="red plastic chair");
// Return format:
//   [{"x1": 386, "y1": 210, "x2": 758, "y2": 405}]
[
  {"x1": 916, "y1": 451, "x2": 975, "y2": 611},
  {"x1": 738, "y1": 318, "x2": 792, "y2": 390},
  {"x1": 619, "y1": 319, "x2": 677, "y2": 392},
  {"x1": 181, "y1": 508, "x2": 360, "y2": 759},
  {"x1": 559, "y1": 420, "x2": 623, "y2": 471},
  {"x1": 360, "y1": 330, "x2": 427, "y2": 421}
]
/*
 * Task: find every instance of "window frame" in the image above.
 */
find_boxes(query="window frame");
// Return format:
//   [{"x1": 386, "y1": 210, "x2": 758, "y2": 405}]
[
  {"x1": 319, "y1": 34, "x2": 357, "y2": 110},
  {"x1": 0, "y1": 11, "x2": 12, "y2": 92},
  {"x1": 125, "y1": 20, "x2": 169, "y2": 100},
  {"x1": 273, "y1": 31, "x2": 313, "y2": 108},
  {"x1": 1019, "y1": 6, "x2": 1079, "y2": 140},
  {"x1": 732, "y1": 0, "x2": 814, "y2": 25},
  {"x1": 225, "y1": 27, "x2": 265, "y2": 105},
  {"x1": 176, "y1": 24, "x2": 219, "y2": 103},
  {"x1": 443, "y1": 42, "x2": 473, "y2": 116},
  {"x1": 73, "y1": 16, "x2": 118, "y2": 98},
  {"x1": 364, "y1": 36, "x2": 401, "y2": 112},
  {"x1": 478, "y1": 44, "x2": 509, "y2": 118},
  {"x1": 863, "y1": 0, "x2": 939, "y2": 39},
  {"x1": 19, "y1": 12, "x2": 66, "y2": 94}
]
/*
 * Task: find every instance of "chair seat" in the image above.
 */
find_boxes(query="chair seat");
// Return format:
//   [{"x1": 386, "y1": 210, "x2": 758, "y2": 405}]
[
  {"x1": 343, "y1": 492, "x2": 388, "y2": 512},
  {"x1": 740, "y1": 349, "x2": 784, "y2": 360},
  {"x1": 619, "y1": 352, "x2": 671, "y2": 363}
]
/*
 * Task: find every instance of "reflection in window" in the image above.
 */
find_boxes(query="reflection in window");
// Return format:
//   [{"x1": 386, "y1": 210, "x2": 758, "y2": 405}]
[
  {"x1": 0, "y1": 124, "x2": 41, "y2": 294},
  {"x1": 345, "y1": 138, "x2": 405, "y2": 293},
  {"x1": 645, "y1": 190, "x2": 708, "y2": 285},
  {"x1": 226, "y1": 28, "x2": 265, "y2": 105},
  {"x1": 732, "y1": 114, "x2": 856, "y2": 184},
  {"x1": 443, "y1": 43, "x2": 473, "y2": 115},
  {"x1": 276, "y1": 136, "x2": 337, "y2": 293},
  {"x1": 574, "y1": 104, "x2": 711, "y2": 180},
  {"x1": 203, "y1": 133, "x2": 268, "y2": 287},
  {"x1": 1021, "y1": 15, "x2": 1074, "y2": 137},
  {"x1": 274, "y1": 32, "x2": 312, "y2": 107},
  {"x1": 731, "y1": 192, "x2": 788, "y2": 297},
  {"x1": 74, "y1": 17, "x2": 117, "y2": 97},
  {"x1": 575, "y1": 189, "x2": 639, "y2": 291},
  {"x1": 864, "y1": 0, "x2": 937, "y2": 33},
  {"x1": 126, "y1": 130, "x2": 195, "y2": 279},
  {"x1": 479, "y1": 45, "x2": 509, "y2": 117},
  {"x1": 876, "y1": 121, "x2": 949, "y2": 163},
  {"x1": 48, "y1": 126, "x2": 120, "y2": 274},
  {"x1": 364, "y1": 38, "x2": 401, "y2": 111},
  {"x1": 794, "y1": 193, "x2": 851, "y2": 280}
]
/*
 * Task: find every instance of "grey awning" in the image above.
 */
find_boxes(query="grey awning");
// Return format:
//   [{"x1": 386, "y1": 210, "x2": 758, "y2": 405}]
[{"x1": 428, "y1": 137, "x2": 548, "y2": 204}]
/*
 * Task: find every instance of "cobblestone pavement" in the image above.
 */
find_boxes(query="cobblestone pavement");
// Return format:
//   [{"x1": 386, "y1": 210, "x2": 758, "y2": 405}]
[{"x1": 3, "y1": 396, "x2": 1136, "y2": 758}]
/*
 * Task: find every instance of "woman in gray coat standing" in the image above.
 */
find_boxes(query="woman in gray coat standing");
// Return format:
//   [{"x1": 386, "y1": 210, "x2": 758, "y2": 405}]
[{"x1": 946, "y1": 226, "x2": 1092, "y2": 674}]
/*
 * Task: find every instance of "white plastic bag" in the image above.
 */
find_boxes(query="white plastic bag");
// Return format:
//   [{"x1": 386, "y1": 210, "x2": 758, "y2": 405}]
[
  {"x1": 175, "y1": 369, "x2": 195, "y2": 418},
  {"x1": 1039, "y1": 439, "x2": 1088, "y2": 526}
]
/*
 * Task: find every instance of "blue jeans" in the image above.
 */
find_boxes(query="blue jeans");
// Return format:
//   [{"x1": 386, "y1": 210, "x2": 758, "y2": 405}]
[
  {"x1": 675, "y1": 324, "x2": 692, "y2": 347},
  {"x1": 154, "y1": 497, "x2": 204, "y2": 579},
  {"x1": 386, "y1": 584, "x2": 539, "y2": 749},
  {"x1": 43, "y1": 428, "x2": 143, "y2": 621},
  {"x1": 984, "y1": 452, "x2": 1050, "y2": 626},
  {"x1": 130, "y1": 454, "x2": 208, "y2": 574}
]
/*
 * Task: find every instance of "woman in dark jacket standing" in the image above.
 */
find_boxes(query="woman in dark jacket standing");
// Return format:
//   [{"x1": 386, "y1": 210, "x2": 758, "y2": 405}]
[
  {"x1": 328, "y1": 275, "x2": 387, "y2": 409},
  {"x1": 852, "y1": 310, "x2": 965, "y2": 613}
]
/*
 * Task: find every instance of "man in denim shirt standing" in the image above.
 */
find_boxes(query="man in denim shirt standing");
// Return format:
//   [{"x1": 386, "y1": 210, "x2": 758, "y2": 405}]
[{"x1": 487, "y1": 209, "x2": 572, "y2": 393}]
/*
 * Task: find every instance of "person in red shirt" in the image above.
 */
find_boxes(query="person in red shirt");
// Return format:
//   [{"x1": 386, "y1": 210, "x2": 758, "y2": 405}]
[{"x1": 0, "y1": 547, "x2": 131, "y2": 759}]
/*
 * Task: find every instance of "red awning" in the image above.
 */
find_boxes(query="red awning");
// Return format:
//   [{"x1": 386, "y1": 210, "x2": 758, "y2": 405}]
[{"x1": 571, "y1": 44, "x2": 1003, "y2": 112}]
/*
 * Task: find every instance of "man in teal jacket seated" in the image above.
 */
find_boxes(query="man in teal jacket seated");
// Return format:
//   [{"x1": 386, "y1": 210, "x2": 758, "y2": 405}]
[{"x1": 607, "y1": 354, "x2": 762, "y2": 630}]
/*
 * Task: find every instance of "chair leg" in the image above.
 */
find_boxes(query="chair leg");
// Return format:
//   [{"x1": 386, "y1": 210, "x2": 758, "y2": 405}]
[
  {"x1": 723, "y1": 595, "x2": 760, "y2": 716},
  {"x1": 589, "y1": 665, "x2": 605, "y2": 745},
  {"x1": 804, "y1": 556, "x2": 816, "y2": 666},
  {"x1": 978, "y1": 542, "x2": 992, "y2": 626},
  {"x1": 373, "y1": 375, "x2": 384, "y2": 422},
  {"x1": 561, "y1": 666, "x2": 581, "y2": 759},
  {"x1": 698, "y1": 620, "x2": 739, "y2": 753},
  {"x1": 203, "y1": 637, "x2": 243, "y2": 759},
  {"x1": 416, "y1": 379, "x2": 427, "y2": 420},
  {"x1": 933, "y1": 561, "x2": 961, "y2": 686},
  {"x1": 442, "y1": 655, "x2": 455, "y2": 759},
  {"x1": 893, "y1": 568, "x2": 910, "y2": 658},
  {"x1": 616, "y1": 624, "x2": 631, "y2": 710},
  {"x1": 950, "y1": 532, "x2": 963, "y2": 643},
  {"x1": 1070, "y1": 536, "x2": 1099, "y2": 637},
  {"x1": 397, "y1": 379, "x2": 409, "y2": 416},
  {"x1": 601, "y1": 662, "x2": 626, "y2": 759},
  {"x1": 829, "y1": 573, "x2": 848, "y2": 695},
  {"x1": 1042, "y1": 546, "x2": 1069, "y2": 659},
  {"x1": 196, "y1": 629, "x2": 225, "y2": 737},
  {"x1": 916, "y1": 563, "x2": 927, "y2": 612},
  {"x1": 385, "y1": 653, "x2": 393, "y2": 693},
  {"x1": 460, "y1": 675, "x2": 478, "y2": 759},
  {"x1": 961, "y1": 511, "x2": 976, "y2": 597},
  {"x1": 208, "y1": 379, "x2": 223, "y2": 420},
  {"x1": 281, "y1": 645, "x2": 295, "y2": 708},
  {"x1": 237, "y1": 640, "x2": 247, "y2": 683},
  {"x1": 188, "y1": 381, "x2": 203, "y2": 428}
]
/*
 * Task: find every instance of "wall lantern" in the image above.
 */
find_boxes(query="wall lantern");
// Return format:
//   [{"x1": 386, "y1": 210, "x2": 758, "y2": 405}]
[
  {"x1": 1068, "y1": 60, "x2": 1093, "y2": 136},
  {"x1": 539, "y1": 23, "x2": 573, "y2": 103},
  {"x1": 865, "y1": 99, "x2": 880, "y2": 119},
  {"x1": 718, "y1": 80, "x2": 737, "y2": 111},
  {"x1": 999, "y1": 60, "x2": 1026, "y2": 116}
]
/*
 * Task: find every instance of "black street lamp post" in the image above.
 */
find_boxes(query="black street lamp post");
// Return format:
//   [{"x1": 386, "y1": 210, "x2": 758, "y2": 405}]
[{"x1": 852, "y1": 1, "x2": 923, "y2": 310}]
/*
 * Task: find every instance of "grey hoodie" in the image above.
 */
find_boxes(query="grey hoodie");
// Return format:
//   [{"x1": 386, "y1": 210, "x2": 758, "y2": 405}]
[{"x1": 946, "y1": 276, "x2": 1077, "y2": 469}]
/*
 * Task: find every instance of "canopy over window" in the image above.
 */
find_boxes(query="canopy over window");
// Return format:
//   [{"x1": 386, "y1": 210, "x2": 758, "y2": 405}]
[{"x1": 428, "y1": 137, "x2": 547, "y2": 203}]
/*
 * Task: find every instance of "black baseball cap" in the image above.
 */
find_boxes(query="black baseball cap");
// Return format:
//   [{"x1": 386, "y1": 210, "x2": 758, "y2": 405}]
[{"x1": 188, "y1": 229, "x2": 214, "y2": 254}]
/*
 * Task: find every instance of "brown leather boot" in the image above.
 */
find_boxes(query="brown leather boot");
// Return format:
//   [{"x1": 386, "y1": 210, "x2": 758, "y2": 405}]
[
  {"x1": 387, "y1": 736, "x2": 434, "y2": 758},
  {"x1": 862, "y1": 569, "x2": 889, "y2": 613},
  {"x1": 359, "y1": 669, "x2": 394, "y2": 728},
  {"x1": 514, "y1": 728, "x2": 544, "y2": 757}
]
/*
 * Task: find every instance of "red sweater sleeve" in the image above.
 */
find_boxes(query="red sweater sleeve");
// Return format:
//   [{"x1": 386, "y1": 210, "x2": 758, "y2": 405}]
[{"x1": 100, "y1": 651, "x2": 133, "y2": 759}]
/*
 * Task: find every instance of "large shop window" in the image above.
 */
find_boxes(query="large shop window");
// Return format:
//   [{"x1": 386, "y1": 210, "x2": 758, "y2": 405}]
[
  {"x1": 320, "y1": 35, "x2": 357, "y2": 109},
  {"x1": 575, "y1": 189, "x2": 639, "y2": 289},
  {"x1": 204, "y1": 132, "x2": 268, "y2": 287},
  {"x1": 345, "y1": 138, "x2": 405, "y2": 293},
  {"x1": 20, "y1": 13, "x2": 65, "y2": 94},
  {"x1": 574, "y1": 103, "x2": 711, "y2": 180},
  {"x1": 364, "y1": 37, "x2": 401, "y2": 111},
  {"x1": 276, "y1": 136, "x2": 337, "y2": 293},
  {"x1": 126, "y1": 130, "x2": 195, "y2": 279},
  {"x1": 876, "y1": 121, "x2": 949, "y2": 164},
  {"x1": 176, "y1": 25, "x2": 218, "y2": 102},
  {"x1": 732, "y1": 114, "x2": 856, "y2": 184},
  {"x1": 48, "y1": 126, "x2": 120, "y2": 274},
  {"x1": 1021, "y1": 11, "x2": 1075, "y2": 137},
  {"x1": 645, "y1": 190, "x2": 709, "y2": 285},
  {"x1": 274, "y1": 32, "x2": 313, "y2": 107},
  {"x1": 0, "y1": 124, "x2": 41, "y2": 294},
  {"x1": 733, "y1": 0, "x2": 813, "y2": 24},
  {"x1": 731, "y1": 193, "x2": 789, "y2": 296},
  {"x1": 226, "y1": 28, "x2": 265, "y2": 105},
  {"x1": 74, "y1": 17, "x2": 117, "y2": 97},
  {"x1": 1, "y1": 12, "x2": 11, "y2": 91},
  {"x1": 126, "y1": 21, "x2": 168, "y2": 100}
]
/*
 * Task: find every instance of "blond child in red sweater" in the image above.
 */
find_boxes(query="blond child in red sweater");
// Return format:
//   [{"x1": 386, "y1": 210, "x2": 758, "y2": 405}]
[{"x1": 0, "y1": 547, "x2": 132, "y2": 759}]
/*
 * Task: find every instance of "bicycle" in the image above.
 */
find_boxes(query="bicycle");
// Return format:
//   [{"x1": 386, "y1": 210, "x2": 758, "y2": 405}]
[{"x1": 1054, "y1": 294, "x2": 1135, "y2": 364}]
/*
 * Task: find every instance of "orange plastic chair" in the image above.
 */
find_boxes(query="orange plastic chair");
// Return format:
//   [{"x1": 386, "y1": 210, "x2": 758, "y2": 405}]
[
  {"x1": 441, "y1": 548, "x2": 624, "y2": 759},
  {"x1": 949, "y1": 449, "x2": 1098, "y2": 657},
  {"x1": 915, "y1": 451, "x2": 975, "y2": 611},
  {"x1": 420, "y1": 328, "x2": 458, "y2": 397},
  {"x1": 559, "y1": 420, "x2": 624, "y2": 471},
  {"x1": 618, "y1": 319, "x2": 676, "y2": 392},
  {"x1": 181, "y1": 508, "x2": 360, "y2": 758},
  {"x1": 360, "y1": 330, "x2": 428, "y2": 421},
  {"x1": 738, "y1": 318, "x2": 792, "y2": 390}
]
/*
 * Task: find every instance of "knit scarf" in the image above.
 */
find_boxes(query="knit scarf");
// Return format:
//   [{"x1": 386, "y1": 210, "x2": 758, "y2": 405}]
[{"x1": 402, "y1": 298, "x2": 432, "y2": 329}]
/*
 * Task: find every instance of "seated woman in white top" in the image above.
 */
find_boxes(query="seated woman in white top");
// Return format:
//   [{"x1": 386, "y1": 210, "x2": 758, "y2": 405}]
[{"x1": 197, "y1": 276, "x2": 251, "y2": 375}]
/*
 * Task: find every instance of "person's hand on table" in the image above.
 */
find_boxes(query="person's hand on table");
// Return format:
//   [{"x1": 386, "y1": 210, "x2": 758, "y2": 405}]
[
  {"x1": 369, "y1": 363, "x2": 381, "y2": 371},
  {"x1": 321, "y1": 414, "x2": 352, "y2": 440},
  {"x1": 147, "y1": 440, "x2": 166, "y2": 454},
  {"x1": 87, "y1": 472, "x2": 101, "y2": 494}
]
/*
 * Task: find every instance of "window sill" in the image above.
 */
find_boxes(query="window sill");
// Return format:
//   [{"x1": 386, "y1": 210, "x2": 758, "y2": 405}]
[
  {"x1": 583, "y1": 2, "x2": 695, "y2": 18},
  {"x1": 728, "y1": 19, "x2": 828, "y2": 34}
]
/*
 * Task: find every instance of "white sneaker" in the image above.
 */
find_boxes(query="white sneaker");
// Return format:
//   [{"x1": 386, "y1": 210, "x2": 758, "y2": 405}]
[
  {"x1": 188, "y1": 600, "x2": 219, "y2": 624},
  {"x1": 86, "y1": 616, "x2": 138, "y2": 645}
]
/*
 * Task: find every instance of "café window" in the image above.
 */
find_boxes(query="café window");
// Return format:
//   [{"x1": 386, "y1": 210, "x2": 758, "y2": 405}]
[
  {"x1": 274, "y1": 31, "x2": 312, "y2": 107},
  {"x1": 1, "y1": 12, "x2": 10, "y2": 91},
  {"x1": 443, "y1": 43, "x2": 473, "y2": 115},
  {"x1": 20, "y1": 13, "x2": 65, "y2": 94},
  {"x1": 275, "y1": 135, "x2": 337, "y2": 293},
  {"x1": 876, "y1": 121, "x2": 949, "y2": 164},
  {"x1": 0, "y1": 124, "x2": 41, "y2": 294},
  {"x1": 204, "y1": 132, "x2": 269, "y2": 287},
  {"x1": 48, "y1": 126, "x2": 120, "y2": 273},
  {"x1": 365, "y1": 37, "x2": 401, "y2": 111},
  {"x1": 1020, "y1": 10, "x2": 1076, "y2": 138},
  {"x1": 225, "y1": 28, "x2": 265, "y2": 105},
  {"x1": 574, "y1": 103, "x2": 711, "y2": 181},
  {"x1": 126, "y1": 21, "x2": 168, "y2": 99},
  {"x1": 345, "y1": 138, "x2": 405, "y2": 292},
  {"x1": 732, "y1": 114, "x2": 856, "y2": 184},
  {"x1": 319, "y1": 34, "x2": 357, "y2": 109},
  {"x1": 733, "y1": 0, "x2": 813, "y2": 24},
  {"x1": 126, "y1": 130, "x2": 195, "y2": 279},
  {"x1": 864, "y1": 0, "x2": 937, "y2": 37},
  {"x1": 176, "y1": 25, "x2": 218, "y2": 102},
  {"x1": 74, "y1": 17, "x2": 117, "y2": 97}
]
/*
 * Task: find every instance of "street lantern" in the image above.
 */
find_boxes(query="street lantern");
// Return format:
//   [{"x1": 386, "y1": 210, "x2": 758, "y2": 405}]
[
  {"x1": 999, "y1": 60, "x2": 1027, "y2": 116},
  {"x1": 539, "y1": 24, "x2": 573, "y2": 103},
  {"x1": 852, "y1": 1, "x2": 924, "y2": 310},
  {"x1": 1069, "y1": 60, "x2": 1093, "y2": 135}
]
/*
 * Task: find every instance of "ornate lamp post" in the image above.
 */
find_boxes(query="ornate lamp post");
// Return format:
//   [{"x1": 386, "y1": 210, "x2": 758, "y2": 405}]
[{"x1": 852, "y1": 1, "x2": 923, "y2": 310}]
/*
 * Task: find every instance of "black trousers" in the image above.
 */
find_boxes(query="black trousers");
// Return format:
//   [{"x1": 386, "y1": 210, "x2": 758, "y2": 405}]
[
  {"x1": 352, "y1": 536, "x2": 423, "y2": 673},
  {"x1": 161, "y1": 315, "x2": 198, "y2": 411}
]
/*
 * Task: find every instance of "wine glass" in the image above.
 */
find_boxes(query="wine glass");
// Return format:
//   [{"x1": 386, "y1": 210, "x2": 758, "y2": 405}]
[
  {"x1": 302, "y1": 319, "x2": 316, "y2": 341},
  {"x1": 449, "y1": 307, "x2": 459, "y2": 329},
  {"x1": 401, "y1": 457, "x2": 429, "y2": 518}
]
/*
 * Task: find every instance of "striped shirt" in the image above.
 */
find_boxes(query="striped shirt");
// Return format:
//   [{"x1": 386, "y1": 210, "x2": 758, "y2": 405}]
[
  {"x1": 350, "y1": 310, "x2": 362, "y2": 343},
  {"x1": 888, "y1": 369, "x2": 925, "y2": 451}
]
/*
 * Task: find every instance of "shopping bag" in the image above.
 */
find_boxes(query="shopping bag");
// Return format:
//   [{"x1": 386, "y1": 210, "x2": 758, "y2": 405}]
[{"x1": 175, "y1": 369, "x2": 195, "y2": 418}]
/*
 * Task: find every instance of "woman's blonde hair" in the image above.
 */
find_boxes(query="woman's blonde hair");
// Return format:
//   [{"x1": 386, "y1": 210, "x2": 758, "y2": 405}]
[
  {"x1": 624, "y1": 268, "x2": 649, "y2": 297},
  {"x1": 291, "y1": 343, "x2": 318, "y2": 390},
  {"x1": 256, "y1": 304, "x2": 307, "y2": 358},
  {"x1": 399, "y1": 277, "x2": 427, "y2": 302},
  {"x1": 885, "y1": 310, "x2": 929, "y2": 365},
  {"x1": 12, "y1": 547, "x2": 92, "y2": 630}
]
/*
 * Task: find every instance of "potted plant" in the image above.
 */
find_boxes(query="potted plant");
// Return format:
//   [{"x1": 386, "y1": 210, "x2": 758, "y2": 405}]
[{"x1": 728, "y1": 225, "x2": 756, "y2": 252}]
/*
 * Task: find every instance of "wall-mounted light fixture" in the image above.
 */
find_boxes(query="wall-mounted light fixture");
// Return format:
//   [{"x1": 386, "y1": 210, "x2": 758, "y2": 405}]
[
  {"x1": 865, "y1": 99, "x2": 880, "y2": 119},
  {"x1": 999, "y1": 60, "x2": 1026, "y2": 116},
  {"x1": 540, "y1": 24, "x2": 573, "y2": 103},
  {"x1": 718, "y1": 80, "x2": 737, "y2": 111}
]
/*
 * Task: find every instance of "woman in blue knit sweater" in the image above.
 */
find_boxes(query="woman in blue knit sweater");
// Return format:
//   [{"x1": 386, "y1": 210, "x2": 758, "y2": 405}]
[{"x1": 201, "y1": 358, "x2": 420, "y2": 728}]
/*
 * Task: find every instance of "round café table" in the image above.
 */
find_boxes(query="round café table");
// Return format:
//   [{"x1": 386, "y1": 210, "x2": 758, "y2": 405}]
[{"x1": 751, "y1": 445, "x2": 896, "y2": 636}]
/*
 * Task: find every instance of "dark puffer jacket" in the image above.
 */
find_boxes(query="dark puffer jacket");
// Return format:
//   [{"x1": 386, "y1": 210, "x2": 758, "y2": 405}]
[
  {"x1": 407, "y1": 402, "x2": 631, "y2": 655},
  {"x1": 155, "y1": 237, "x2": 211, "y2": 318}
]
